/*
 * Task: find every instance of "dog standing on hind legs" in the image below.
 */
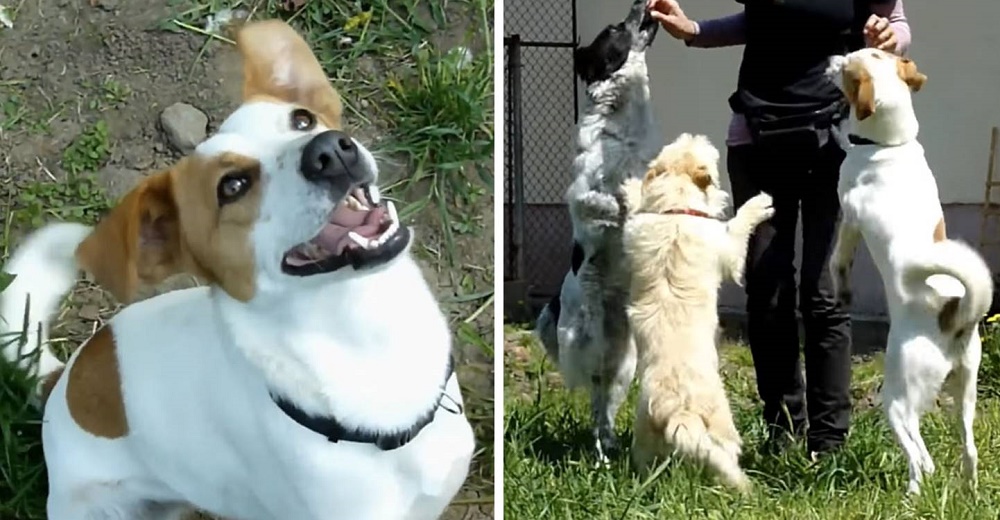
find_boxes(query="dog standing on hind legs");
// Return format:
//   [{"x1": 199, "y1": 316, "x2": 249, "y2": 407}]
[
  {"x1": 621, "y1": 134, "x2": 773, "y2": 492},
  {"x1": 826, "y1": 48, "x2": 992, "y2": 495},
  {"x1": 534, "y1": 0, "x2": 661, "y2": 464}
]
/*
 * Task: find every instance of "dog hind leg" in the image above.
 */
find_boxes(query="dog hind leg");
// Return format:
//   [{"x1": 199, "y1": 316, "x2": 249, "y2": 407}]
[
  {"x1": 591, "y1": 335, "x2": 636, "y2": 465},
  {"x1": 947, "y1": 331, "x2": 981, "y2": 490}
]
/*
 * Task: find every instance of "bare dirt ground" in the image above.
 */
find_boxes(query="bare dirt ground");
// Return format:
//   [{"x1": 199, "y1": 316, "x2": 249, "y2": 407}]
[{"x1": 0, "y1": 0, "x2": 493, "y2": 518}]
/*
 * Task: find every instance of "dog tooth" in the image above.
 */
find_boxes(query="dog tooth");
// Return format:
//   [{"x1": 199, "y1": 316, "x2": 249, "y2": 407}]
[
  {"x1": 348, "y1": 231, "x2": 371, "y2": 249},
  {"x1": 387, "y1": 200, "x2": 398, "y2": 223},
  {"x1": 369, "y1": 184, "x2": 381, "y2": 205}
]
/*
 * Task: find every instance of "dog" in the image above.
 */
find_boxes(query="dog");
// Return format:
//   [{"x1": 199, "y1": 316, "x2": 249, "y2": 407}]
[
  {"x1": 826, "y1": 48, "x2": 993, "y2": 495},
  {"x1": 534, "y1": 0, "x2": 662, "y2": 463},
  {"x1": 0, "y1": 20, "x2": 473, "y2": 519},
  {"x1": 620, "y1": 133, "x2": 773, "y2": 492}
]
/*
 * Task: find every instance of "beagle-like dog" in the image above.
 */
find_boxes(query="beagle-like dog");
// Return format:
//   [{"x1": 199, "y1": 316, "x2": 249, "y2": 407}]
[
  {"x1": 827, "y1": 48, "x2": 992, "y2": 495},
  {"x1": 0, "y1": 20, "x2": 473, "y2": 519}
]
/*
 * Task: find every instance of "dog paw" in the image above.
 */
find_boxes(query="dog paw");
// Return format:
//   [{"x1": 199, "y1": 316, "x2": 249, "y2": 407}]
[{"x1": 739, "y1": 193, "x2": 775, "y2": 226}]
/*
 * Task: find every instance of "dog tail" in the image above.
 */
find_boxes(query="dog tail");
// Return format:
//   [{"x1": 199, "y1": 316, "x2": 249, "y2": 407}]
[
  {"x1": 900, "y1": 239, "x2": 994, "y2": 336},
  {"x1": 1, "y1": 223, "x2": 92, "y2": 382},
  {"x1": 664, "y1": 412, "x2": 751, "y2": 492},
  {"x1": 535, "y1": 295, "x2": 561, "y2": 363}
]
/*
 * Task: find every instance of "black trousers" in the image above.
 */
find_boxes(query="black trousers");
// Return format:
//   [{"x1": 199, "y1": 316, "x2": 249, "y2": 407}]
[{"x1": 727, "y1": 140, "x2": 852, "y2": 453}]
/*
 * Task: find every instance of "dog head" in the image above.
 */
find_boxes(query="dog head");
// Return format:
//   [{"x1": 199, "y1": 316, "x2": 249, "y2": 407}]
[
  {"x1": 637, "y1": 133, "x2": 728, "y2": 217},
  {"x1": 74, "y1": 20, "x2": 407, "y2": 304},
  {"x1": 826, "y1": 48, "x2": 926, "y2": 132},
  {"x1": 574, "y1": 0, "x2": 659, "y2": 84}
]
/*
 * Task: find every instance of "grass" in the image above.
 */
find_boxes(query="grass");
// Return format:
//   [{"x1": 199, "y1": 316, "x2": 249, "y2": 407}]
[
  {"x1": 0, "y1": 0, "x2": 495, "y2": 517},
  {"x1": 504, "y1": 323, "x2": 1000, "y2": 520}
]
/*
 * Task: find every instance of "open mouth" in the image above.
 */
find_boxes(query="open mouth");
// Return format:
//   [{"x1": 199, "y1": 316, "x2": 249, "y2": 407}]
[{"x1": 281, "y1": 183, "x2": 411, "y2": 276}]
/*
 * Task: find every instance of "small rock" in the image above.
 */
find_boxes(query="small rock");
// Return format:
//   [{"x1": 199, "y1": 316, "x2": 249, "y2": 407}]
[
  {"x1": 98, "y1": 166, "x2": 145, "y2": 201},
  {"x1": 160, "y1": 102, "x2": 208, "y2": 154},
  {"x1": 78, "y1": 304, "x2": 101, "y2": 321},
  {"x1": 90, "y1": 0, "x2": 119, "y2": 11}
]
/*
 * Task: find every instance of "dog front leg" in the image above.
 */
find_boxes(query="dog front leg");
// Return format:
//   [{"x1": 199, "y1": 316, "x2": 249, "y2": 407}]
[
  {"x1": 722, "y1": 193, "x2": 775, "y2": 284},
  {"x1": 573, "y1": 190, "x2": 622, "y2": 229},
  {"x1": 829, "y1": 220, "x2": 862, "y2": 307}
]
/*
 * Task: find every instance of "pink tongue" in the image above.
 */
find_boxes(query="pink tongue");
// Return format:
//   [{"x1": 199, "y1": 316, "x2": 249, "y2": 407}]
[{"x1": 315, "y1": 206, "x2": 387, "y2": 254}]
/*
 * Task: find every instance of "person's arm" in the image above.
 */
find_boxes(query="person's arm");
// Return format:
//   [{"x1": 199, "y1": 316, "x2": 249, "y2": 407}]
[
  {"x1": 871, "y1": 1, "x2": 911, "y2": 55},
  {"x1": 686, "y1": 12, "x2": 748, "y2": 48}
]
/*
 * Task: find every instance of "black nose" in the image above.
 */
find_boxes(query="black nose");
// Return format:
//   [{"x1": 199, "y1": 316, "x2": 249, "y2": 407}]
[{"x1": 300, "y1": 130, "x2": 362, "y2": 184}]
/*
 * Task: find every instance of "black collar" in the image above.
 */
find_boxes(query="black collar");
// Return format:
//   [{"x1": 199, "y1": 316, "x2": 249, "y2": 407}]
[
  {"x1": 271, "y1": 355, "x2": 461, "y2": 451},
  {"x1": 848, "y1": 134, "x2": 879, "y2": 146}
]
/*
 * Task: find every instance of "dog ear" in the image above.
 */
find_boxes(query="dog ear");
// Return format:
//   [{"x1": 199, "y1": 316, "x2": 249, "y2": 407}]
[
  {"x1": 574, "y1": 46, "x2": 597, "y2": 83},
  {"x1": 236, "y1": 20, "x2": 343, "y2": 129},
  {"x1": 75, "y1": 170, "x2": 188, "y2": 304},
  {"x1": 842, "y1": 60, "x2": 876, "y2": 121},
  {"x1": 896, "y1": 58, "x2": 927, "y2": 92},
  {"x1": 690, "y1": 165, "x2": 713, "y2": 191}
]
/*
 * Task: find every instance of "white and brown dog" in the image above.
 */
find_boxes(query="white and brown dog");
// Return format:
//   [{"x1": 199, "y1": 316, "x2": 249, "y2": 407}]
[
  {"x1": 0, "y1": 20, "x2": 473, "y2": 519},
  {"x1": 827, "y1": 48, "x2": 993, "y2": 495},
  {"x1": 620, "y1": 133, "x2": 773, "y2": 492}
]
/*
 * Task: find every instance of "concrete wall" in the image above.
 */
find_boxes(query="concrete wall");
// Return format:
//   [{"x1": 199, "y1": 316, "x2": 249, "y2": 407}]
[{"x1": 508, "y1": 0, "x2": 1000, "y2": 320}]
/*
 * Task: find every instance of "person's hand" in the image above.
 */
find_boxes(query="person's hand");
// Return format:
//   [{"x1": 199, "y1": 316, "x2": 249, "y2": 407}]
[
  {"x1": 646, "y1": 0, "x2": 697, "y2": 42},
  {"x1": 864, "y1": 14, "x2": 897, "y2": 52}
]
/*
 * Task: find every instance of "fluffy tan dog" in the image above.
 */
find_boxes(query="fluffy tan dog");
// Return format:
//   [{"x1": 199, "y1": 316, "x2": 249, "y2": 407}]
[{"x1": 620, "y1": 133, "x2": 774, "y2": 492}]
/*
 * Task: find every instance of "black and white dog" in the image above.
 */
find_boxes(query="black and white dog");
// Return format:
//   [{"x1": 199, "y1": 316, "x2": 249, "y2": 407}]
[{"x1": 535, "y1": 0, "x2": 661, "y2": 463}]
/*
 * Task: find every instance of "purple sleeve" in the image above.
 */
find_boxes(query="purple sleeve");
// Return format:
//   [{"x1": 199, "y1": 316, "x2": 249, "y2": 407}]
[
  {"x1": 686, "y1": 12, "x2": 747, "y2": 48},
  {"x1": 870, "y1": 1, "x2": 911, "y2": 55}
]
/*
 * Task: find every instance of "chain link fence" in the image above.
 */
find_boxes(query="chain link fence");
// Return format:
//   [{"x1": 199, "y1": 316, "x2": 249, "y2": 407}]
[{"x1": 503, "y1": 0, "x2": 579, "y2": 317}]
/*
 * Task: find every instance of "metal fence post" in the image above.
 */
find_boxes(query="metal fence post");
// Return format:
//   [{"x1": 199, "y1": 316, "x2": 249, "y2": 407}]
[{"x1": 509, "y1": 34, "x2": 525, "y2": 282}]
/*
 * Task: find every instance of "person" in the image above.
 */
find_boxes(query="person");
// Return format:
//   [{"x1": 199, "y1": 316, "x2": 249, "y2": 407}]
[{"x1": 646, "y1": 0, "x2": 912, "y2": 458}]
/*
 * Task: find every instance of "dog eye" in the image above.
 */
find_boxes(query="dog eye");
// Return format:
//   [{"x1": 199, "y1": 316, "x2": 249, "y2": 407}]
[
  {"x1": 290, "y1": 109, "x2": 316, "y2": 131},
  {"x1": 217, "y1": 172, "x2": 253, "y2": 205}
]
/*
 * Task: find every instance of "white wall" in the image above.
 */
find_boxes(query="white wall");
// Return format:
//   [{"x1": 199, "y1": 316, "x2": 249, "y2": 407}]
[{"x1": 576, "y1": 0, "x2": 1000, "y2": 204}]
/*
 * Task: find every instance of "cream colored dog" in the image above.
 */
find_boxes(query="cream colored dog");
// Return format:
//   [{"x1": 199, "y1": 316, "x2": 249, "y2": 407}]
[
  {"x1": 826, "y1": 48, "x2": 993, "y2": 495},
  {"x1": 620, "y1": 133, "x2": 774, "y2": 492}
]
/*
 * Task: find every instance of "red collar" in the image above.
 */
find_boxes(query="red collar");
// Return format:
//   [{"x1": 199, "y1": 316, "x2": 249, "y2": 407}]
[{"x1": 660, "y1": 208, "x2": 716, "y2": 219}]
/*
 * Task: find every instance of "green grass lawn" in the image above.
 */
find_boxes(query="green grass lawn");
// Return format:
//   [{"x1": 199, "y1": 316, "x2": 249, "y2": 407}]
[{"x1": 504, "y1": 323, "x2": 1000, "y2": 520}]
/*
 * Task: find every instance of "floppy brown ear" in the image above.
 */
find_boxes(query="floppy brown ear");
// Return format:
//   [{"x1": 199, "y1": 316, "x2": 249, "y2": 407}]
[
  {"x1": 236, "y1": 19, "x2": 343, "y2": 129},
  {"x1": 843, "y1": 61, "x2": 876, "y2": 121},
  {"x1": 896, "y1": 58, "x2": 927, "y2": 92},
  {"x1": 74, "y1": 170, "x2": 187, "y2": 303},
  {"x1": 690, "y1": 165, "x2": 713, "y2": 191}
]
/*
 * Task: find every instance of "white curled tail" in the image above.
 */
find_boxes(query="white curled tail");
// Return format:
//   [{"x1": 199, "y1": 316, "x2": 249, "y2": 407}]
[
  {"x1": 900, "y1": 239, "x2": 994, "y2": 334},
  {"x1": 0, "y1": 223, "x2": 92, "y2": 380}
]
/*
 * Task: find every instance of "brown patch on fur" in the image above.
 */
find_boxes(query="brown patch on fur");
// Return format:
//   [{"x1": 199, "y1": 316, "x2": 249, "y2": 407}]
[
  {"x1": 66, "y1": 327, "x2": 128, "y2": 438},
  {"x1": 237, "y1": 20, "x2": 343, "y2": 129},
  {"x1": 933, "y1": 217, "x2": 947, "y2": 242},
  {"x1": 645, "y1": 152, "x2": 712, "y2": 191},
  {"x1": 896, "y1": 57, "x2": 927, "y2": 92},
  {"x1": 39, "y1": 367, "x2": 65, "y2": 407},
  {"x1": 76, "y1": 153, "x2": 263, "y2": 303},
  {"x1": 843, "y1": 60, "x2": 876, "y2": 121},
  {"x1": 938, "y1": 297, "x2": 961, "y2": 333}
]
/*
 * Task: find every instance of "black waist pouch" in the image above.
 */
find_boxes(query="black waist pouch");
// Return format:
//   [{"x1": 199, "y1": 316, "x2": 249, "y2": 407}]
[{"x1": 729, "y1": 90, "x2": 848, "y2": 152}]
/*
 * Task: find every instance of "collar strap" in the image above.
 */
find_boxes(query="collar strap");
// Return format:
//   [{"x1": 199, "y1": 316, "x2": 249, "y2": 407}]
[
  {"x1": 660, "y1": 208, "x2": 716, "y2": 219},
  {"x1": 848, "y1": 134, "x2": 879, "y2": 146},
  {"x1": 272, "y1": 355, "x2": 460, "y2": 451}
]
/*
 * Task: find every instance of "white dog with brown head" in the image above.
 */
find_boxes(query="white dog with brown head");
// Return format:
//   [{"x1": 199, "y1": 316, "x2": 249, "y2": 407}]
[
  {"x1": 0, "y1": 20, "x2": 473, "y2": 519},
  {"x1": 826, "y1": 48, "x2": 992, "y2": 495},
  {"x1": 620, "y1": 133, "x2": 773, "y2": 492}
]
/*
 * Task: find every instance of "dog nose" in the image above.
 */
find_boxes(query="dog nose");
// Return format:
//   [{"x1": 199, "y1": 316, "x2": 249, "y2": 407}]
[{"x1": 300, "y1": 130, "x2": 364, "y2": 184}]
